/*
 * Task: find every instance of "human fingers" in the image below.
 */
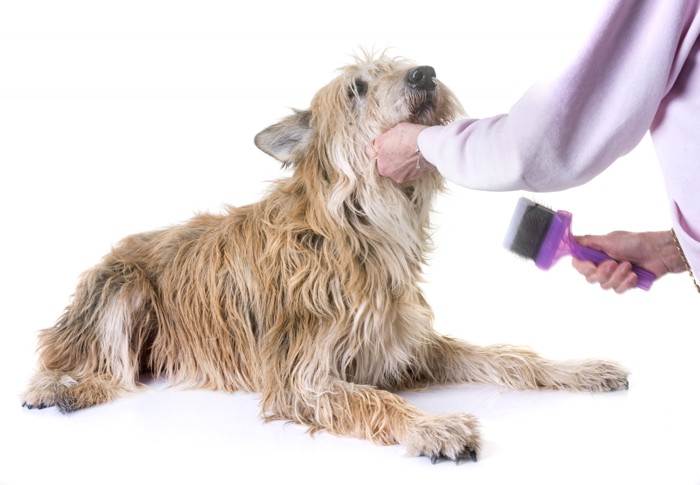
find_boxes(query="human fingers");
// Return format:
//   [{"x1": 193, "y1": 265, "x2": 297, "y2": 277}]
[
  {"x1": 571, "y1": 258, "x2": 596, "y2": 278},
  {"x1": 600, "y1": 261, "x2": 636, "y2": 292},
  {"x1": 365, "y1": 138, "x2": 379, "y2": 159},
  {"x1": 587, "y1": 259, "x2": 618, "y2": 286},
  {"x1": 614, "y1": 271, "x2": 638, "y2": 294},
  {"x1": 368, "y1": 137, "x2": 398, "y2": 179},
  {"x1": 573, "y1": 256, "x2": 641, "y2": 293},
  {"x1": 572, "y1": 258, "x2": 619, "y2": 288}
]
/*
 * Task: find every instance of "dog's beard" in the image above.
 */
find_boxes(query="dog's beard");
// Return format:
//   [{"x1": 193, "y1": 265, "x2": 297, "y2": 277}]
[
  {"x1": 406, "y1": 90, "x2": 454, "y2": 126},
  {"x1": 406, "y1": 91, "x2": 433, "y2": 123}
]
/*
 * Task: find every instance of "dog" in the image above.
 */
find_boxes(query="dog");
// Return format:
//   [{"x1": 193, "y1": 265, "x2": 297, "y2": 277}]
[{"x1": 22, "y1": 52, "x2": 628, "y2": 464}]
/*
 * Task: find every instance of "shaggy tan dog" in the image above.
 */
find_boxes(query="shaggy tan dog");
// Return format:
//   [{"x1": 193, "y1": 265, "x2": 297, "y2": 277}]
[{"x1": 22, "y1": 53, "x2": 628, "y2": 464}]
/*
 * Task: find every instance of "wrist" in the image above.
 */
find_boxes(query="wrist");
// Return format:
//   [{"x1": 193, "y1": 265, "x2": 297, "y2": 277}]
[
  {"x1": 415, "y1": 125, "x2": 435, "y2": 163},
  {"x1": 657, "y1": 230, "x2": 686, "y2": 274},
  {"x1": 670, "y1": 228, "x2": 700, "y2": 293}
]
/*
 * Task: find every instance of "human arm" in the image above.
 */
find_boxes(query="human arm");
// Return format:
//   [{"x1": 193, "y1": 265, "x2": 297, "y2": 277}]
[{"x1": 375, "y1": 2, "x2": 693, "y2": 191}]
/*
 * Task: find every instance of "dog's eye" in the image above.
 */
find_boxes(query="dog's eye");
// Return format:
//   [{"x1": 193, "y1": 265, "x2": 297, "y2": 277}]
[{"x1": 348, "y1": 78, "x2": 368, "y2": 99}]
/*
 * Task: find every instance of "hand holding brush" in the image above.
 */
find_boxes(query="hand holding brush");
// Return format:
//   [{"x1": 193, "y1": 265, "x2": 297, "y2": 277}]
[
  {"x1": 571, "y1": 231, "x2": 685, "y2": 293},
  {"x1": 504, "y1": 198, "x2": 673, "y2": 292}
]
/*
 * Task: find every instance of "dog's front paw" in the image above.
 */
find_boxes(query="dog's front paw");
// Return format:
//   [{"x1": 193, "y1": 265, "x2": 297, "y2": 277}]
[
  {"x1": 404, "y1": 413, "x2": 481, "y2": 465},
  {"x1": 568, "y1": 360, "x2": 630, "y2": 392},
  {"x1": 22, "y1": 390, "x2": 58, "y2": 411}
]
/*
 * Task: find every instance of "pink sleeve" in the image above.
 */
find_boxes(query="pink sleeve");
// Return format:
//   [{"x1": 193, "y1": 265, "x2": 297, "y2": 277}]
[{"x1": 419, "y1": 0, "x2": 696, "y2": 192}]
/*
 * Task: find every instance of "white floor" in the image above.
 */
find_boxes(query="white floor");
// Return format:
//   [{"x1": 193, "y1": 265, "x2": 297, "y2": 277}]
[
  {"x1": 4, "y1": 287, "x2": 700, "y2": 485},
  {"x1": 2, "y1": 1, "x2": 699, "y2": 483}
]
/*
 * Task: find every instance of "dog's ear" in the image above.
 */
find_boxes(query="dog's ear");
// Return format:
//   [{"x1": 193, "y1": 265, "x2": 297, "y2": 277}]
[{"x1": 254, "y1": 110, "x2": 313, "y2": 167}]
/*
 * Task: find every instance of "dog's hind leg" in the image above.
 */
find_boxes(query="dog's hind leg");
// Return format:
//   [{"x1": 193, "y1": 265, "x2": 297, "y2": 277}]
[
  {"x1": 419, "y1": 336, "x2": 629, "y2": 393},
  {"x1": 23, "y1": 257, "x2": 157, "y2": 413},
  {"x1": 262, "y1": 379, "x2": 481, "y2": 463}
]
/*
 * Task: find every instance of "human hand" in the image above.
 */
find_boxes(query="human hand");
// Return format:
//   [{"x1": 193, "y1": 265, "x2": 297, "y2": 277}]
[
  {"x1": 367, "y1": 123, "x2": 434, "y2": 183},
  {"x1": 571, "y1": 230, "x2": 681, "y2": 293}
]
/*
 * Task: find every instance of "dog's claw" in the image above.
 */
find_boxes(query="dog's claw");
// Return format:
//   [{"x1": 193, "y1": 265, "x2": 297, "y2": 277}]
[
  {"x1": 23, "y1": 401, "x2": 50, "y2": 410},
  {"x1": 426, "y1": 449, "x2": 477, "y2": 465},
  {"x1": 455, "y1": 449, "x2": 478, "y2": 465}
]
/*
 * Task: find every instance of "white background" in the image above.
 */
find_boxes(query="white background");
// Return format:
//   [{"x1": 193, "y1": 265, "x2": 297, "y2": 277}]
[{"x1": 1, "y1": 1, "x2": 699, "y2": 484}]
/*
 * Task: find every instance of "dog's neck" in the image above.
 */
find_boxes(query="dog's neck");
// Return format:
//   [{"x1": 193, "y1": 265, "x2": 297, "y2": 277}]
[{"x1": 264, "y1": 147, "x2": 443, "y2": 274}]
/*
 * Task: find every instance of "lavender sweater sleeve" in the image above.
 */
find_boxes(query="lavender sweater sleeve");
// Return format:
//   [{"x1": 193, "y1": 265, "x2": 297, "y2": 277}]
[
  {"x1": 419, "y1": 0, "x2": 697, "y2": 192},
  {"x1": 419, "y1": 0, "x2": 700, "y2": 279}
]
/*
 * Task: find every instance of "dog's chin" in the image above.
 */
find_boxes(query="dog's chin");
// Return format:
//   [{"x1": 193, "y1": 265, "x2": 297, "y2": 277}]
[
  {"x1": 408, "y1": 100, "x2": 436, "y2": 125},
  {"x1": 407, "y1": 88, "x2": 455, "y2": 126},
  {"x1": 409, "y1": 104, "x2": 454, "y2": 127}
]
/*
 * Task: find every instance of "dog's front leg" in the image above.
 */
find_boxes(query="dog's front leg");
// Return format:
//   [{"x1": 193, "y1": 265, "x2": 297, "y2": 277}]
[
  {"x1": 423, "y1": 336, "x2": 629, "y2": 392},
  {"x1": 261, "y1": 379, "x2": 480, "y2": 463}
]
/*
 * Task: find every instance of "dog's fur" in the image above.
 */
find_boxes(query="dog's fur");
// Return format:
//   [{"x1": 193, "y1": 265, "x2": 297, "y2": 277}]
[{"x1": 23, "y1": 52, "x2": 628, "y2": 462}]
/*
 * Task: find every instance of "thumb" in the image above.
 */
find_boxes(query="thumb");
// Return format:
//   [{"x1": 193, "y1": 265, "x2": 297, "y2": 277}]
[{"x1": 574, "y1": 234, "x2": 611, "y2": 254}]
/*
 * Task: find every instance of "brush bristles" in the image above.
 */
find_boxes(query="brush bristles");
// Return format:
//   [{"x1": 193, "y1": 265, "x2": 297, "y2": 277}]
[{"x1": 504, "y1": 198, "x2": 555, "y2": 261}]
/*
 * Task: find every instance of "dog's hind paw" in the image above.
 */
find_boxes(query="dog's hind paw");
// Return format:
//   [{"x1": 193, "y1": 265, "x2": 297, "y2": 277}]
[
  {"x1": 425, "y1": 448, "x2": 478, "y2": 465},
  {"x1": 405, "y1": 412, "x2": 481, "y2": 465}
]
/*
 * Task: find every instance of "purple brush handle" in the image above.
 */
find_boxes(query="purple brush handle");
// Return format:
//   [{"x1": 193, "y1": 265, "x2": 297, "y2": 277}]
[
  {"x1": 536, "y1": 210, "x2": 657, "y2": 291},
  {"x1": 569, "y1": 240, "x2": 657, "y2": 291}
]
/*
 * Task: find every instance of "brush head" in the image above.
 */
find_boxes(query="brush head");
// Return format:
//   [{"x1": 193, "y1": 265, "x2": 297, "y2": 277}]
[{"x1": 503, "y1": 197, "x2": 556, "y2": 261}]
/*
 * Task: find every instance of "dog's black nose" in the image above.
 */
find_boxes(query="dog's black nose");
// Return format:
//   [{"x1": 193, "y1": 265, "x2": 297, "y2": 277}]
[{"x1": 406, "y1": 66, "x2": 437, "y2": 91}]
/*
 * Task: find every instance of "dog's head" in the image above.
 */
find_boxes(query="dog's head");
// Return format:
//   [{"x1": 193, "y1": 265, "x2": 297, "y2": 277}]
[
  {"x1": 255, "y1": 53, "x2": 463, "y2": 222},
  {"x1": 255, "y1": 52, "x2": 464, "y2": 183}
]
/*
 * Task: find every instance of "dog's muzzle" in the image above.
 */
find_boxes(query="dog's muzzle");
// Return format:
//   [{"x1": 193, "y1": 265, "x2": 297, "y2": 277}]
[{"x1": 406, "y1": 66, "x2": 437, "y2": 91}]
